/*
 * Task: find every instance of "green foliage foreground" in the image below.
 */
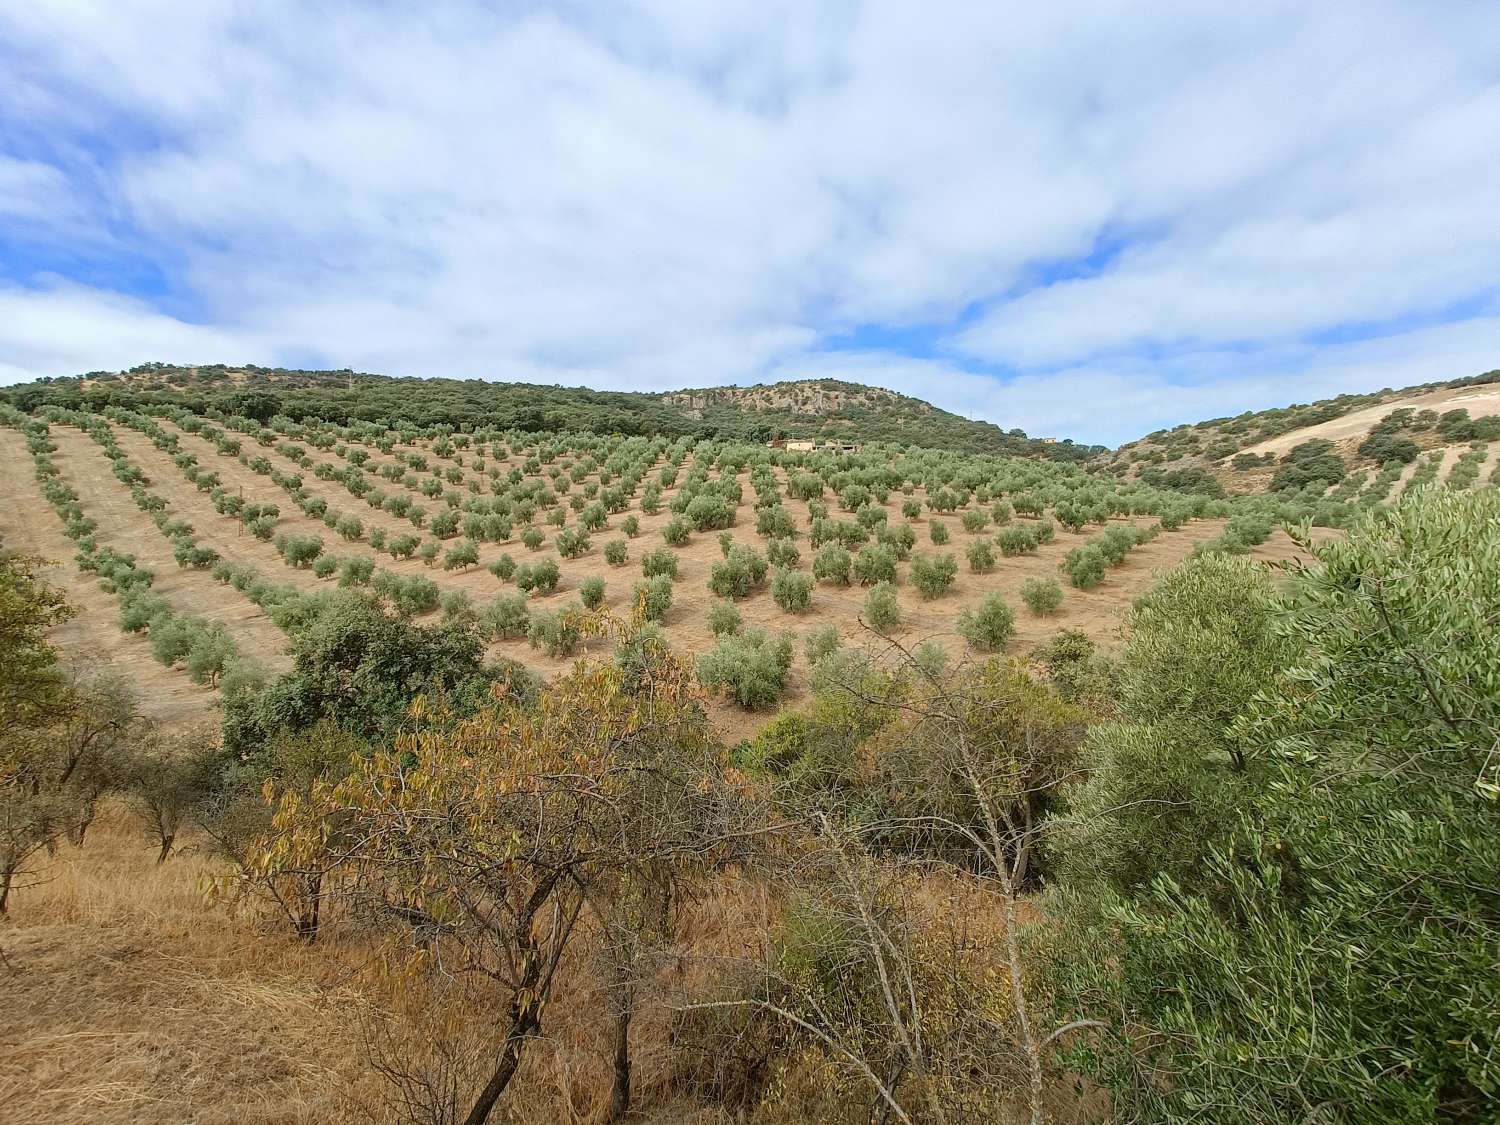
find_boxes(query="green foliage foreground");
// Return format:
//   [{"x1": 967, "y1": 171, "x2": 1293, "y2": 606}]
[{"x1": 1042, "y1": 488, "x2": 1500, "y2": 1123}]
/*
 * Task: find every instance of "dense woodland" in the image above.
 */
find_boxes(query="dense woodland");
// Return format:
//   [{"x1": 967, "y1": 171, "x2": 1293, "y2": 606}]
[{"x1": 1, "y1": 373, "x2": 1497, "y2": 1124}]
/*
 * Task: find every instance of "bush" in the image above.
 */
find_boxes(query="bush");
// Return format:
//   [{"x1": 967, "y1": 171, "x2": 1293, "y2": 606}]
[
  {"x1": 708, "y1": 599, "x2": 742, "y2": 636},
  {"x1": 812, "y1": 543, "x2": 852, "y2": 585},
  {"x1": 864, "y1": 582, "x2": 900, "y2": 634},
  {"x1": 685, "y1": 493, "x2": 734, "y2": 531},
  {"x1": 579, "y1": 576, "x2": 606, "y2": 610},
  {"x1": 527, "y1": 604, "x2": 584, "y2": 657},
  {"x1": 631, "y1": 574, "x2": 673, "y2": 622},
  {"x1": 488, "y1": 553, "x2": 516, "y2": 581},
  {"x1": 1062, "y1": 545, "x2": 1107, "y2": 589},
  {"x1": 1020, "y1": 575, "x2": 1063, "y2": 615},
  {"x1": 803, "y1": 624, "x2": 840, "y2": 664},
  {"x1": 997, "y1": 525, "x2": 1039, "y2": 555},
  {"x1": 515, "y1": 558, "x2": 560, "y2": 595},
  {"x1": 696, "y1": 629, "x2": 794, "y2": 709},
  {"x1": 335, "y1": 514, "x2": 364, "y2": 541},
  {"x1": 961, "y1": 509, "x2": 987, "y2": 533},
  {"x1": 770, "y1": 568, "x2": 813, "y2": 614},
  {"x1": 709, "y1": 545, "x2": 768, "y2": 599},
  {"x1": 909, "y1": 552, "x2": 958, "y2": 599},
  {"x1": 275, "y1": 533, "x2": 324, "y2": 568},
  {"x1": 621, "y1": 515, "x2": 640, "y2": 537},
  {"x1": 338, "y1": 557, "x2": 376, "y2": 588},
  {"x1": 640, "y1": 547, "x2": 678, "y2": 579},
  {"x1": 442, "y1": 539, "x2": 479, "y2": 571},
  {"x1": 604, "y1": 539, "x2": 628, "y2": 566},
  {"x1": 521, "y1": 527, "x2": 545, "y2": 551},
  {"x1": 663, "y1": 516, "x2": 691, "y2": 545},
  {"x1": 766, "y1": 538, "x2": 800, "y2": 568},
  {"x1": 852, "y1": 544, "x2": 898, "y2": 585},
  {"x1": 957, "y1": 593, "x2": 1015, "y2": 651},
  {"x1": 312, "y1": 554, "x2": 340, "y2": 579},
  {"x1": 555, "y1": 527, "x2": 590, "y2": 559},
  {"x1": 966, "y1": 539, "x2": 995, "y2": 573},
  {"x1": 478, "y1": 592, "x2": 530, "y2": 639},
  {"x1": 929, "y1": 520, "x2": 950, "y2": 545}
]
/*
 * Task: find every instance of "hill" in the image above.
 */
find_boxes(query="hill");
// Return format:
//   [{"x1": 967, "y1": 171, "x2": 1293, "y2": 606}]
[
  {"x1": 1099, "y1": 367, "x2": 1500, "y2": 493},
  {"x1": 4, "y1": 363, "x2": 1101, "y2": 461}
]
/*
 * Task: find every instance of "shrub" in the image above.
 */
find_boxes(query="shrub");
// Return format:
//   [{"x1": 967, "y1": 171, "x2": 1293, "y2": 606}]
[
  {"x1": 640, "y1": 547, "x2": 678, "y2": 579},
  {"x1": 803, "y1": 624, "x2": 840, "y2": 664},
  {"x1": 579, "y1": 576, "x2": 606, "y2": 610},
  {"x1": 515, "y1": 558, "x2": 560, "y2": 595},
  {"x1": 312, "y1": 554, "x2": 340, "y2": 579},
  {"x1": 957, "y1": 593, "x2": 1015, "y2": 651},
  {"x1": 521, "y1": 527, "x2": 545, "y2": 551},
  {"x1": 685, "y1": 493, "x2": 734, "y2": 531},
  {"x1": 631, "y1": 574, "x2": 674, "y2": 622},
  {"x1": 766, "y1": 538, "x2": 800, "y2": 568},
  {"x1": 275, "y1": 533, "x2": 324, "y2": 568},
  {"x1": 997, "y1": 525, "x2": 1039, "y2": 556},
  {"x1": 662, "y1": 516, "x2": 691, "y2": 545},
  {"x1": 527, "y1": 604, "x2": 584, "y2": 657},
  {"x1": 966, "y1": 539, "x2": 996, "y2": 573},
  {"x1": 335, "y1": 514, "x2": 364, "y2": 541},
  {"x1": 812, "y1": 543, "x2": 852, "y2": 585},
  {"x1": 417, "y1": 541, "x2": 440, "y2": 566},
  {"x1": 1062, "y1": 545, "x2": 1107, "y2": 589},
  {"x1": 604, "y1": 539, "x2": 628, "y2": 566},
  {"x1": 909, "y1": 552, "x2": 958, "y2": 599},
  {"x1": 852, "y1": 543, "x2": 898, "y2": 585},
  {"x1": 708, "y1": 545, "x2": 768, "y2": 599},
  {"x1": 929, "y1": 520, "x2": 950, "y2": 545},
  {"x1": 1020, "y1": 575, "x2": 1063, "y2": 615},
  {"x1": 442, "y1": 539, "x2": 480, "y2": 571},
  {"x1": 696, "y1": 629, "x2": 794, "y2": 709},
  {"x1": 338, "y1": 557, "x2": 376, "y2": 588},
  {"x1": 488, "y1": 553, "x2": 516, "y2": 581},
  {"x1": 388, "y1": 533, "x2": 419, "y2": 559},
  {"x1": 961, "y1": 509, "x2": 988, "y2": 533},
  {"x1": 555, "y1": 527, "x2": 590, "y2": 559},
  {"x1": 621, "y1": 515, "x2": 640, "y2": 537},
  {"x1": 770, "y1": 568, "x2": 813, "y2": 614},
  {"x1": 864, "y1": 582, "x2": 900, "y2": 634},
  {"x1": 478, "y1": 592, "x2": 530, "y2": 639},
  {"x1": 708, "y1": 599, "x2": 742, "y2": 637}
]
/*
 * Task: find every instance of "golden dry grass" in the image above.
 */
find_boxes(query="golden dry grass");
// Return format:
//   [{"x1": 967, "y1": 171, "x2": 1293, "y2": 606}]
[{"x1": 0, "y1": 809, "x2": 377, "y2": 1125}]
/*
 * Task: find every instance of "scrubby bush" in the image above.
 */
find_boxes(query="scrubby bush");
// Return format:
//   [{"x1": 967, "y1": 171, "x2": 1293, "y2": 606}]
[
  {"x1": 852, "y1": 544, "x2": 898, "y2": 586},
  {"x1": 442, "y1": 539, "x2": 480, "y2": 571},
  {"x1": 929, "y1": 520, "x2": 950, "y2": 545},
  {"x1": 812, "y1": 543, "x2": 852, "y2": 586},
  {"x1": 1062, "y1": 545, "x2": 1107, "y2": 588},
  {"x1": 803, "y1": 624, "x2": 841, "y2": 664},
  {"x1": 997, "y1": 525, "x2": 1039, "y2": 555},
  {"x1": 766, "y1": 538, "x2": 800, "y2": 568},
  {"x1": 631, "y1": 574, "x2": 674, "y2": 622},
  {"x1": 604, "y1": 539, "x2": 628, "y2": 566},
  {"x1": 478, "y1": 592, "x2": 530, "y2": 639},
  {"x1": 663, "y1": 516, "x2": 691, "y2": 545},
  {"x1": 770, "y1": 568, "x2": 813, "y2": 614},
  {"x1": 521, "y1": 527, "x2": 545, "y2": 551},
  {"x1": 1020, "y1": 575, "x2": 1063, "y2": 615},
  {"x1": 515, "y1": 558, "x2": 560, "y2": 595},
  {"x1": 579, "y1": 576, "x2": 606, "y2": 610},
  {"x1": 864, "y1": 581, "x2": 900, "y2": 634},
  {"x1": 640, "y1": 547, "x2": 678, "y2": 579},
  {"x1": 696, "y1": 628, "x2": 794, "y2": 709},
  {"x1": 527, "y1": 604, "x2": 584, "y2": 657},
  {"x1": 709, "y1": 545, "x2": 768, "y2": 599},
  {"x1": 488, "y1": 553, "x2": 516, "y2": 581},
  {"x1": 966, "y1": 539, "x2": 995, "y2": 573},
  {"x1": 957, "y1": 593, "x2": 1015, "y2": 651},
  {"x1": 909, "y1": 552, "x2": 958, "y2": 599},
  {"x1": 708, "y1": 599, "x2": 742, "y2": 637}
]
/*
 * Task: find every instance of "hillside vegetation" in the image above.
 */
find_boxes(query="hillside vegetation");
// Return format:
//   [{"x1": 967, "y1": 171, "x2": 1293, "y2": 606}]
[
  {"x1": 1, "y1": 364, "x2": 1497, "y2": 1124},
  {"x1": 6, "y1": 363, "x2": 1099, "y2": 460}
]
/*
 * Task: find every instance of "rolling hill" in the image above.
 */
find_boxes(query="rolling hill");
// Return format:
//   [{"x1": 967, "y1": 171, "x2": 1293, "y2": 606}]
[{"x1": 5, "y1": 363, "x2": 1101, "y2": 461}]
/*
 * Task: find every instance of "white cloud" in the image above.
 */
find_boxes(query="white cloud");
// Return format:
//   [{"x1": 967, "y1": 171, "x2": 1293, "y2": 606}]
[{"x1": 0, "y1": 1, "x2": 1496, "y2": 445}]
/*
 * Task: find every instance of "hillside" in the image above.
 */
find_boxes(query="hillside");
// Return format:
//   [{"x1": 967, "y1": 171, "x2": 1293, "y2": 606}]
[
  {"x1": 1099, "y1": 367, "x2": 1500, "y2": 493},
  {"x1": 6, "y1": 363, "x2": 1100, "y2": 461}
]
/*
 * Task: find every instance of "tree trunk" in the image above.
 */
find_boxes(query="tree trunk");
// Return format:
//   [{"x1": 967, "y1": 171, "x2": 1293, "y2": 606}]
[
  {"x1": 0, "y1": 866, "x2": 13, "y2": 914},
  {"x1": 156, "y1": 834, "x2": 175, "y2": 865},
  {"x1": 607, "y1": 1004, "x2": 632, "y2": 1123},
  {"x1": 296, "y1": 871, "x2": 323, "y2": 942},
  {"x1": 462, "y1": 1009, "x2": 540, "y2": 1125}
]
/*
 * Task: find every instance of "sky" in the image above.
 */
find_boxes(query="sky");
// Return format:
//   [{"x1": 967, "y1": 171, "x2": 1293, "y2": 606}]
[{"x1": 1, "y1": 2, "x2": 1498, "y2": 446}]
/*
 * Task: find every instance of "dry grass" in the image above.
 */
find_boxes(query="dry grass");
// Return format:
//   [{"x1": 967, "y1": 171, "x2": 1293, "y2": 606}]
[{"x1": 0, "y1": 808, "x2": 376, "y2": 1125}]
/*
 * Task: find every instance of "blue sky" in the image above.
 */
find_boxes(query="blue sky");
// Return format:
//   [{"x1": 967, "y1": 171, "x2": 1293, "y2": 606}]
[{"x1": 2, "y1": 2, "x2": 1498, "y2": 445}]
